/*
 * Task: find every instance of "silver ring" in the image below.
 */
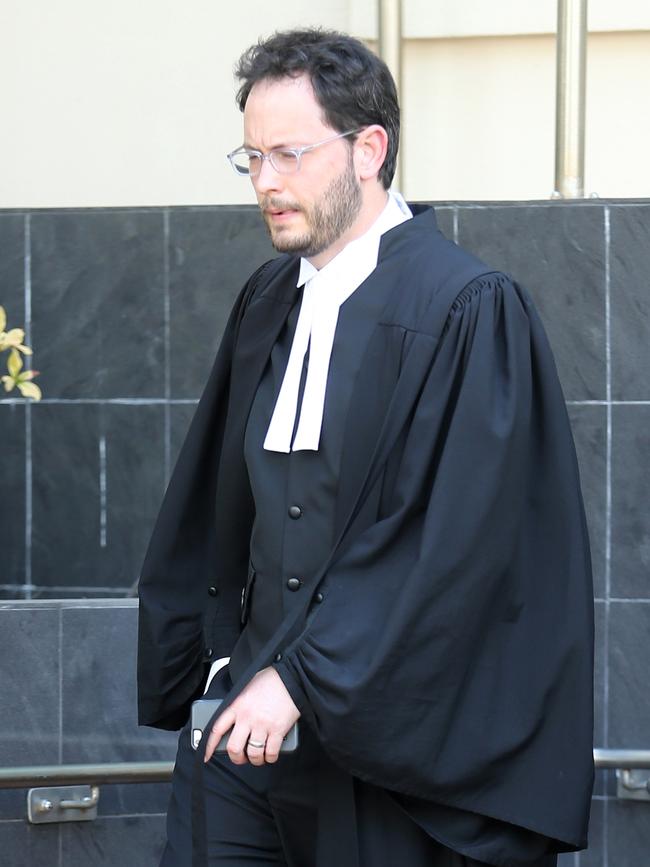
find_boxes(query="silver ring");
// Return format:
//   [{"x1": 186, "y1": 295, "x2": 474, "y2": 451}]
[{"x1": 247, "y1": 739, "x2": 266, "y2": 750}]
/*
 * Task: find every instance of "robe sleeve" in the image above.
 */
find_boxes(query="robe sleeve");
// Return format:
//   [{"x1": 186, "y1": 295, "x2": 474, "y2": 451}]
[
  {"x1": 137, "y1": 261, "x2": 271, "y2": 730},
  {"x1": 273, "y1": 273, "x2": 594, "y2": 847}
]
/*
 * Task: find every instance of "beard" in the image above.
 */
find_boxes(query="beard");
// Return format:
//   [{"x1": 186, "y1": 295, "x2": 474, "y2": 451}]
[{"x1": 260, "y1": 153, "x2": 362, "y2": 258}]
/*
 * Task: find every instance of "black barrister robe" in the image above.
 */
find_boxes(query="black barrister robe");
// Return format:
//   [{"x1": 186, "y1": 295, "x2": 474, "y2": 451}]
[{"x1": 137, "y1": 206, "x2": 594, "y2": 862}]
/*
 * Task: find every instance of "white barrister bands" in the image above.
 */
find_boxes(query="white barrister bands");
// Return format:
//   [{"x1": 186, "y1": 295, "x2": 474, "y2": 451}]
[{"x1": 263, "y1": 191, "x2": 412, "y2": 453}]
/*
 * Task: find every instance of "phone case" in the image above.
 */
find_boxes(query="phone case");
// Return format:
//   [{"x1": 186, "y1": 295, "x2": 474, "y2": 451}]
[{"x1": 190, "y1": 698, "x2": 299, "y2": 752}]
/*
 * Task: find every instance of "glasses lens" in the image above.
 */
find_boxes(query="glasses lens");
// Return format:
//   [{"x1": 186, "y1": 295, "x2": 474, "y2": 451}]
[
  {"x1": 230, "y1": 152, "x2": 261, "y2": 176},
  {"x1": 269, "y1": 150, "x2": 300, "y2": 174}
]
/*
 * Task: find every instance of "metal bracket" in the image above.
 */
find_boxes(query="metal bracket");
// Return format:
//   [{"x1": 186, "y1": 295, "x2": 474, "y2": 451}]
[
  {"x1": 616, "y1": 769, "x2": 650, "y2": 802},
  {"x1": 27, "y1": 785, "x2": 99, "y2": 824}
]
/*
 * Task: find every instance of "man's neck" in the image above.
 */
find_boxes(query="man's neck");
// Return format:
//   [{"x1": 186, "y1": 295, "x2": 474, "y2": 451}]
[{"x1": 306, "y1": 187, "x2": 390, "y2": 270}]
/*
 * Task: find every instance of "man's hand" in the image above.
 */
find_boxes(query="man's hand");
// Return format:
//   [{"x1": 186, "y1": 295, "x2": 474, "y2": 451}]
[{"x1": 203, "y1": 666, "x2": 300, "y2": 766}]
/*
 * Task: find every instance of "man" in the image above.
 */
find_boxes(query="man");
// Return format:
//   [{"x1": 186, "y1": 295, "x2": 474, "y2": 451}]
[{"x1": 138, "y1": 28, "x2": 594, "y2": 867}]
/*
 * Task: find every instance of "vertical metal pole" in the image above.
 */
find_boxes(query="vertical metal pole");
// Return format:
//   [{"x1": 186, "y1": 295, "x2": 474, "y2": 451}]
[
  {"x1": 554, "y1": 0, "x2": 588, "y2": 198},
  {"x1": 378, "y1": 0, "x2": 403, "y2": 191}
]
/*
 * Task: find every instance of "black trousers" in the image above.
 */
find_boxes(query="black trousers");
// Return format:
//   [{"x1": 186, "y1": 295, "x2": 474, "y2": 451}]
[
  {"x1": 161, "y1": 724, "x2": 486, "y2": 867},
  {"x1": 160, "y1": 671, "x2": 555, "y2": 867}
]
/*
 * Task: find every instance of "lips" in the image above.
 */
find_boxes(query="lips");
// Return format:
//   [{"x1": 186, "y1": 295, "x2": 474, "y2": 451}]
[
  {"x1": 262, "y1": 200, "x2": 302, "y2": 218},
  {"x1": 265, "y1": 209, "x2": 299, "y2": 222}
]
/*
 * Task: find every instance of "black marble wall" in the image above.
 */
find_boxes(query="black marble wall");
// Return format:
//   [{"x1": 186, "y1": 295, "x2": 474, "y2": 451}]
[
  {"x1": 0, "y1": 599, "x2": 176, "y2": 867},
  {"x1": 0, "y1": 201, "x2": 649, "y2": 866},
  {"x1": 0, "y1": 207, "x2": 275, "y2": 598}
]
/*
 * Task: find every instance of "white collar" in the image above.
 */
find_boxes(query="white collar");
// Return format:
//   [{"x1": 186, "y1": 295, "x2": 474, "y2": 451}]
[{"x1": 263, "y1": 191, "x2": 412, "y2": 453}]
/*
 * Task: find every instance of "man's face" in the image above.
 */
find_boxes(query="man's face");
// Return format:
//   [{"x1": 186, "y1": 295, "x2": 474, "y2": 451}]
[{"x1": 243, "y1": 75, "x2": 362, "y2": 262}]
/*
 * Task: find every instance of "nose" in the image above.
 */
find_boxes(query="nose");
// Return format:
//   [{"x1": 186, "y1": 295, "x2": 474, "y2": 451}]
[{"x1": 252, "y1": 156, "x2": 283, "y2": 197}]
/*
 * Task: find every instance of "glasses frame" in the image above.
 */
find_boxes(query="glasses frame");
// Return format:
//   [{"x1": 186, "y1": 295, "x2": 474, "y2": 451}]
[{"x1": 227, "y1": 128, "x2": 363, "y2": 178}]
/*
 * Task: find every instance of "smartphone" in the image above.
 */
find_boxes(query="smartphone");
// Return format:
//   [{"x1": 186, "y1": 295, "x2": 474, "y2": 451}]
[{"x1": 190, "y1": 698, "x2": 299, "y2": 752}]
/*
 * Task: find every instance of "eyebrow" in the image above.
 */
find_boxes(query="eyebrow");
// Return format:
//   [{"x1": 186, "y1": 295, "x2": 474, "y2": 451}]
[{"x1": 241, "y1": 141, "x2": 301, "y2": 152}]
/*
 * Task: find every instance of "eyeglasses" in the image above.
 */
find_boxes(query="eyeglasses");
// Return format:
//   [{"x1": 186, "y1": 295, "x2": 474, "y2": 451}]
[{"x1": 227, "y1": 129, "x2": 362, "y2": 178}]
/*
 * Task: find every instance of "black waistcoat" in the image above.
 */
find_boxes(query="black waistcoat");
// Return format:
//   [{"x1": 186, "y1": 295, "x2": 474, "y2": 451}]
[{"x1": 229, "y1": 264, "x2": 397, "y2": 680}]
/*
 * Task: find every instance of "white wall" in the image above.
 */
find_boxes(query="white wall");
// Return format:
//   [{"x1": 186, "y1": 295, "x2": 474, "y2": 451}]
[
  {"x1": 586, "y1": 31, "x2": 650, "y2": 198},
  {"x1": 404, "y1": 35, "x2": 556, "y2": 201},
  {"x1": 404, "y1": 30, "x2": 650, "y2": 201},
  {"x1": 1, "y1": 0, "x2": 649, "y2": 207},
  {"x1": 352, "y1": 0, "x2": 650, "y2": 37},
  {"x1": 0, "y1": 0, "x2": 349, "y2": 208}
]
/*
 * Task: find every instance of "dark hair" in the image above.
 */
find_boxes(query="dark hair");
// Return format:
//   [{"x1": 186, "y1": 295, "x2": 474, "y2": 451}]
[{"x1": 235, "y1": 28, "x2": 400, "y2": 189}]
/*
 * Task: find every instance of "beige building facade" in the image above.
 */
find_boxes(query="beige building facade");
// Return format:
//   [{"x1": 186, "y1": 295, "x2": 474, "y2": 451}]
[{"x1": 2, "y1": 0, "x2": 649, "y2": 207}]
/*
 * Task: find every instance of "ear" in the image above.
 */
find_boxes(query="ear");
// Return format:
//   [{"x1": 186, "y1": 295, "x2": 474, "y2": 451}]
[{"x1": 353, "y1": 125, "x2": 389, "y2": 182}]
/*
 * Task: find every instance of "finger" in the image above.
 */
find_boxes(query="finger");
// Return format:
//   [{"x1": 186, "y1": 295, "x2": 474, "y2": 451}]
[
  {"x1": 245, "y1": 733, "x2": 267, "y2": 767},
  {"x1": 264, "y1": 732, "x2": 283, "y2": 764},
  {"x1": 226, "y1": 722, "x2": 251, "y2": 765},
  {"x1": 203, "y1": 709, "x2": 235, "y2": 763}
]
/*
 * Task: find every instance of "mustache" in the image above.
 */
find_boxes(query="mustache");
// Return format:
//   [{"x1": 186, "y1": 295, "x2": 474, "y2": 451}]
[{"x1": 260, "y1": 197, "x2": 303, "y2": 213}]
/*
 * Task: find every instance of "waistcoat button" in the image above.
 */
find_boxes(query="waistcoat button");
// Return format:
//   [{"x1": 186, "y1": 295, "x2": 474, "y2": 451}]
[
  {"x1": 204, "y1": 647, "x2": 213, "y2": 660},
  {"x1": 208, "y1": 586, "x2": 218, "y2": 597},
  {"x1": 274, "y1": 652, "x2": 283, "y2": 662},
  {"x1": 287, "y1": 577, "x2": 302, "y2": 591},
  {"x1": 314, "y1": 592, "x2": 324, "y2": 603},
  {"x1": 288, "y1": 505, "x2": 303, "y2": 519}
]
